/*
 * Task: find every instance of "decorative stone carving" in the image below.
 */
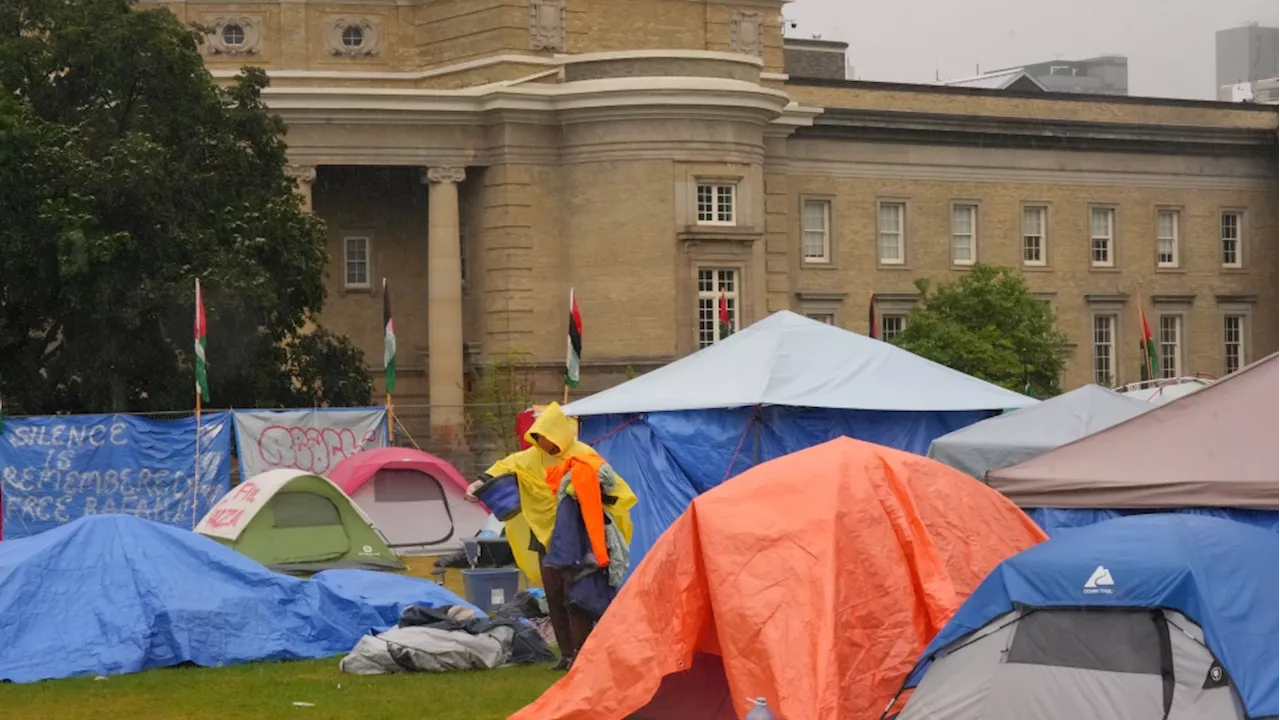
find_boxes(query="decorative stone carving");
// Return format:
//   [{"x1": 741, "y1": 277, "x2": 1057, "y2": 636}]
[
  {"x1": 528, "y1": 0, "x2": 565, "y2": 52},
  {"x1": 326, "y1": 18, "x2": 381, "y2": 58},
  {"x1": 285, "y1": 164, "x2": 317, "y2": 185},
  {"x1": 424, "y1": 167, "x2": 467, "y2": 185},
  {"x1": 730, "y1": 11, "x2": 764, "y2": 57},
  {"x1": 203, "y1": 15, "x2": 262, "y2": 56}
]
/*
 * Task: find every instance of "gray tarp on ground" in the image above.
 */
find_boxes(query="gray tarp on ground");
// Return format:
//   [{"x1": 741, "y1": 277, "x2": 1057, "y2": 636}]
[
  {"x1": 927, "y1": 385, "x2": 1151, "y2": 480},
  {"x1": 987, "y1": 353, "x2": 1280, "y2": 510},
  {"x1": 339, "y1": 624, "x2": 516, "y2": 674}
]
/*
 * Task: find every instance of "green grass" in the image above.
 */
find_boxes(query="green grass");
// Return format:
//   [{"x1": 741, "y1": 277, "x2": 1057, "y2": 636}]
[{"x1": 0, "y1": 657, "x2": 559, "y2": 720}]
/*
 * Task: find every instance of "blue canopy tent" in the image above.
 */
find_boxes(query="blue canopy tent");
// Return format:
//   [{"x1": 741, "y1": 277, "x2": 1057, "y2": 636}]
[
  {"x1": 987, "y1": 353, "x2": 1279, "y2": 535},
  {"x1": 887, "y1": 514, "x2": 1278, "y2": 720},
  {"x1": 561, "y1": 311, "x2": 1037, "y2": 575}
]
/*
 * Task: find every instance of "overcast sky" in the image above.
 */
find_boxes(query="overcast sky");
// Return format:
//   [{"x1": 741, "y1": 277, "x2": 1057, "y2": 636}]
[{"x1": 785, "y1": 0, "x2": 1280, "y2": 99}]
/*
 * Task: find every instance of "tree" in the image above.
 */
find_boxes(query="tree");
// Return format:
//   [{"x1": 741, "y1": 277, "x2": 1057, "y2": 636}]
[
  {"x1": 0, "y1": 0, "x2": 371, "y2": 413},
  {"x1": 889, "y1": 264, "x2": 1070, "y2": 397}
]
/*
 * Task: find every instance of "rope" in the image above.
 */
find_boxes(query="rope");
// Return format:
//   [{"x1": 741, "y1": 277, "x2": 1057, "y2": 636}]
[
  {"x1": 586, "y1": 415, "x2": 642, "y2": 445},
  {"x1": 721, "y1": 412, "x2": 757, "y2": 483}
]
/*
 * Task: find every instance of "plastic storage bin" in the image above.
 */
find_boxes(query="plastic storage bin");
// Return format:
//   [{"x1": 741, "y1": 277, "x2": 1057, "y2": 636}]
[{"x1": 462, "y1": 568, "x2": 522, "y2": 613}]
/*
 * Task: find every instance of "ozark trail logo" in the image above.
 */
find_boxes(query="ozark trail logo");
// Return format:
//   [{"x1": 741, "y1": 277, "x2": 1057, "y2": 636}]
[{"x1": 1083, "y1": 565, "x2": 1114, "y2": 594}]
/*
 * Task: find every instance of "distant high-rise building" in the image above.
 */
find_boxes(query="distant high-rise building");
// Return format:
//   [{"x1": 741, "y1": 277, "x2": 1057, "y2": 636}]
[{"x1": 1216, "y1": 24, "x2": 1279, "y2": 101}]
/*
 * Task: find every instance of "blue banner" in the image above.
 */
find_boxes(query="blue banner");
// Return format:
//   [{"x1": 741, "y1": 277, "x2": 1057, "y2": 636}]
[{"x1": 0, "y1": 413, "x2": 232, "y2": 539}]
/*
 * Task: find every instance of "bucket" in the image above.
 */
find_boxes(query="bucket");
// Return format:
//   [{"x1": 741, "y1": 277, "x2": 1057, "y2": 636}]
[
  {"x1": 462, "y1": 568, "x2": 522, "y2": 613},
  {"x1": 474, "y1": 473, "x2": 521, "y2": 522}
]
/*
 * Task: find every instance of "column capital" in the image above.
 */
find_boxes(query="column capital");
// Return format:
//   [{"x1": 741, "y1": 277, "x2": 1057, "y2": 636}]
[
  {"x1": 423, "y1": 166, "x2": 466, "y2": 185},
  {"x1": 285, "y1": 163, "x2": 317, "y2": 185}
]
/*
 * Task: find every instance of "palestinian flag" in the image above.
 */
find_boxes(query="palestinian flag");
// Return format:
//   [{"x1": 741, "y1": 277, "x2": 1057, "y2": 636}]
[
  {"x1": 1140, "y1": 306, "x2": 1159, "y2": 380},
  {"x1": 718, "y1": 292, "x2": 733, "y2": 340},
  {"x1": 194, "y1": 279, "x2": 210, "y2": 403},
  {"x1": 868, "y1": 293, "x2": 878, "y2": 340},
  {"x1": 383, "y1": 278, "x2": 396, "y2": 394},
  {"x1": 565, "y1": 288, "x2": 582, "y2": 388}
]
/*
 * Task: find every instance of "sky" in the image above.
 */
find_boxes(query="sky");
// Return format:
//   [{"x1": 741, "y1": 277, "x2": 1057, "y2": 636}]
[{"x1": 785, "y1": 0, "x2": 1280, "y2": 100}]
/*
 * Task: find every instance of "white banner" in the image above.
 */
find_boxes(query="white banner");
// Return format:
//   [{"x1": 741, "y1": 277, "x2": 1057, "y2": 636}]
[{"x1": 232, "y1": 408, "x2": 387, "y2": 479}]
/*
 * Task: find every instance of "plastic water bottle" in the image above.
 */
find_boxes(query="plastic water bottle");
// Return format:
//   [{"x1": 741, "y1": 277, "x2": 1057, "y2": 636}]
[{"x1": 744, "y1": 697, "x2": 777, "y2": 720}]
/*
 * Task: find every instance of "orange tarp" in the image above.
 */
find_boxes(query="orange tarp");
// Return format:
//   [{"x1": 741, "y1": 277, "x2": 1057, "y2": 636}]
[{"x1": 511, "y1": 437, "x2": 1047, "y2": 720}]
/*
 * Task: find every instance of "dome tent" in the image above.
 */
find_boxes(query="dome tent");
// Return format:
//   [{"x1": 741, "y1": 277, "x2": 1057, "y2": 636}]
[
  {"x1": 561, "y1": 311, "x2": 1036, "y2": 574},
  {"x1": 328, "y1": 447, "x2": 497, "y2": 553},
  {"x1": 512, "y1": 437, "x2": 1046, "y2": 720},
  {"x1": 888, "y1": 514, "x2": 1278, "y2": 720},
  {"x1": 197, "y1": 469, "x2": 404, "y2": 574}
]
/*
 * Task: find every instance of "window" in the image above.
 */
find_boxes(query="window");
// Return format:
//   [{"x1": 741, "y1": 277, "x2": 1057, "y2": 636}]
[
  {"x1": 344, "y1": 236, "x2": 370, "y2": 288},
  {"x1": 951, "y1": 204, "x2": 976, "y2": 265},
  {"x1": 1022, "y1": 206, "x2": 1046, "y2": 266},
  {"x1": 697, "y1": 268, "x2": 738, "y2": 347},
  {"x1": 696, "y1": 183, "x2": 736, "y2": 225},
  {"x1": 1221, "y1": 211, "x2": 1242, "y2": 267},
  {"x1": 1156, "y1": 210, "x2": 1179, "y2": 268},
  {"x1": 222, "y1": 23, "x2": 246, "y2": 47},
  {"x1": 341, "y1": 24, "x2": 365, "y2": 48},
  {"x1": 1092, "y1": 315, "x2": 1116, "y2": 386},
  {"x1": 1090, "y1": 207, "x2": 1115, "y2": 267},
  {"x1": 877, "y1": 202, "x2": 905, "y2": 264},
  {"x1": 272, "y1": 493, "x2": 343, "y2": 528},
  {"x1": 806, "y1": 313, "x2": 835, "y2": 325},
  {"x1": 374, "y1": 470, "x2": 446, "y2": 503},
  {"x1": 1224, "y1": 315, "x2": 1244, "y2": 374},
  {"x1": 881, "y1": 314, "x2": 906, "y2": 341},
  {"x1": 801, "y1": 199, "x2": 831, "y2": 263},
  {"x1": 1158, "y1": 315, "x2": 1182, "y2": 379}
]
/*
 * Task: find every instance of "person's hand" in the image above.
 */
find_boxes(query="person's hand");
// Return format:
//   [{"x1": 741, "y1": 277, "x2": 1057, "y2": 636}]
[{"x1": 464, "y1": 480, "x2": 484, "y2": 503}]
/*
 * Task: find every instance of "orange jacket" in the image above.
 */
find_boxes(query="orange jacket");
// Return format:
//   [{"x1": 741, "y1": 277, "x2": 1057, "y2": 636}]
[{"x1": 545, "y1": 454, "x2": 611, "y2": 567}]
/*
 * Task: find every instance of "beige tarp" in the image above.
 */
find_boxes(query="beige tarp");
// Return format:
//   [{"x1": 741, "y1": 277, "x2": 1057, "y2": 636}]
[{"x1": 987, "y1": 353, "x2": 1279, "y2": 509}]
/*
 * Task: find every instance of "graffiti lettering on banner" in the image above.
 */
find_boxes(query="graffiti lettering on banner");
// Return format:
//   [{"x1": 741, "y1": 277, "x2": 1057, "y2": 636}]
[
  {"x1": 0, "y1": 413, "x2": 233, "y2": 539},
  {"x1": 232, "y1": 409, "x2": 387, "y2": 478}
]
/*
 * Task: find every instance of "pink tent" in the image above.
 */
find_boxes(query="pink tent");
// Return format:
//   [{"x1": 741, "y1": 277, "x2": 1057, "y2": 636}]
[{"x1": 328, "y1": 448, "x2": 493, "y2": 552}]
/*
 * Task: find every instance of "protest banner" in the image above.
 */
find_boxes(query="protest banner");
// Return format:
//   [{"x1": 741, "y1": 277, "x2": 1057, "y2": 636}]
[
  {"x1": 0, "y1": 412, "x2": 232, "y2": 539},
  {"x1": 232, "y1": 408, "x2": 387, "y2": 478}
]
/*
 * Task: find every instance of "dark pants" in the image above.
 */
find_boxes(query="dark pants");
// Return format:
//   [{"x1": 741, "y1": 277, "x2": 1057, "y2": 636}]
[{"x1": 536, "y1": 545, "x2": 595, "y2": 658}]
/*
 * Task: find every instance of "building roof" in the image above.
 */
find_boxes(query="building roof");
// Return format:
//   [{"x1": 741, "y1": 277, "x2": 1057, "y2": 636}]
[{"x1": 936, "y1": 68, "x2": 1049, "y2": 91}]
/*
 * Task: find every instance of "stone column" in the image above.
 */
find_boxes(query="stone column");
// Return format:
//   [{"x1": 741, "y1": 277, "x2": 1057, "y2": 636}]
[
  {"x1": 423, "y1": 167, "x2": 467, "y2": 441},
  {"x1": 286, "y1": 163, "x2": 316, "y2": 212}
]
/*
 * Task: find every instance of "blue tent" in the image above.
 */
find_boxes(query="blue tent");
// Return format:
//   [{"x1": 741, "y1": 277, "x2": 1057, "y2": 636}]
[
  {"x1": 897, "y1": 515, "x2": 1278, "y2": 719},
  {"x1": 0, "y1": 515, "x2": 477, "y2": 683},
  {"x1": 562, "y1": 311, "x2": 1036, "y2": 575}
]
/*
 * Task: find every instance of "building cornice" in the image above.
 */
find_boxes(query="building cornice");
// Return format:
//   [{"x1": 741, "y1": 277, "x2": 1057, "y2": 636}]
[
  {"x1": 261, "y1": 76, "x2": 792, "y2": 128},
  {"x1": 796, "y1": 108, "x2": 1278, "y2": 157}
]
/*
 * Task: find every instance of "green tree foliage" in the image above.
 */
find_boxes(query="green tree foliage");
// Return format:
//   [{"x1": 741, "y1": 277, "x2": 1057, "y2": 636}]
[
  {"x1": 890, "y1": 264, "x2": 1070, "y2": 398},
  {"x1": 0, "y1": 0, "x2": 371, "y2": 412},
  {"x1": 467, "y1": 349, "x2": 536, "y2": 455}
]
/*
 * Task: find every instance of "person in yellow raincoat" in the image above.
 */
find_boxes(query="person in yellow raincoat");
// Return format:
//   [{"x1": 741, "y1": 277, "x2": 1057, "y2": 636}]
[{"x1": 465, "y1": 402, "x2": 636, "y2": 670}]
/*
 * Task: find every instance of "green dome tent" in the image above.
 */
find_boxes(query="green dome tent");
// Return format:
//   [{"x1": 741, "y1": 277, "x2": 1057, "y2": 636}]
[{"x1": 197, "y1": 469, "x2": 405, "y2": 574}]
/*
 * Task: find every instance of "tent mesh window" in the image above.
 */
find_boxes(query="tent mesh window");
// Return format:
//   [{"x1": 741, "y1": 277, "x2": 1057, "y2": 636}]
[
  {"x1": 1007, "y1": 609, "x2": 1162, "y2": 674},
  {"x1": 272, "y1": 492, "x2": 344, "y2": 528},
  {"x1": 373, "y1": 470, "x2": 446, "y2": 503}
]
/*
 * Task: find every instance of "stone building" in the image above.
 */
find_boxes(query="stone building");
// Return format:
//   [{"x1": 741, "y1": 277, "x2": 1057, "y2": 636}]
[{"x1": 149, "y1": 0, "x2": 1278, "y2": 439}]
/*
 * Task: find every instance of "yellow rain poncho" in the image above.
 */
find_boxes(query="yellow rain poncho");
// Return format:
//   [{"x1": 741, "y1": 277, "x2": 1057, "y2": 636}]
[{"x1": 484, "y1": 402, "x2": 636, "y2": 585}]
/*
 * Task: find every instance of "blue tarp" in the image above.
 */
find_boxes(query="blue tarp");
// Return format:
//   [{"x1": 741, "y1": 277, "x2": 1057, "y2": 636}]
[
  {"x1": 1026, "y1": 506, "x2": 1280, "y2": 535},
  {"x1": 0, "y1": 412, "x2": 233, "y2": 539},
  {"x1": 582, "y1": 406, "x2": 989, "y2": 576},
  {"x1": 904, "y1": 514, "x2": 1279, "y2": 719},
  {"x1": 0, "y1": 515, "x2": 476, "y2": 683}
]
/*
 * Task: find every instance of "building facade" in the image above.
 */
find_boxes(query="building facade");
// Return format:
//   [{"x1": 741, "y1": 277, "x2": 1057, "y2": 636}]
[
  {"x1": 148, "y1": 0, "x2": 1279, "y2": 439},
  {"x1": 1216, "y1": 24, "x2": 1279, "y2": 91},
  {"x1": 993, "y1": 56, "x2": 1129, "y2": 96}
]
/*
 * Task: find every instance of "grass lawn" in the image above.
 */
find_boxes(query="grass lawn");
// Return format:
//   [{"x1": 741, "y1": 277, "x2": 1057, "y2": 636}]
[
  {"x1": 0, "y1": 658, "x2": 559, "y2": 720},
  {"x1": 0, "y1": 556, "x2": 557, "y2": 720}
]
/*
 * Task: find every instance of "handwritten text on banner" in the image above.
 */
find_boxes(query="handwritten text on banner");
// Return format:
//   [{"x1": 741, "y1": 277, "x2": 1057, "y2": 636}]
[
  {"x1": 232, "y1": 408, "x2": 387, "y2": 479},
  {"x1": 0, "y1": 413, "x2": 232, "y2": 539}
]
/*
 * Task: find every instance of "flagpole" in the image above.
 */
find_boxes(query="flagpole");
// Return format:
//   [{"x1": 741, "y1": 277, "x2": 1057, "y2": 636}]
[
  {"x1": 386, "y1": 392, "x2": 395, "y2": 444},
  {"x1": 193, "y1": 389, "x2": 201, "y2": 530}
]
